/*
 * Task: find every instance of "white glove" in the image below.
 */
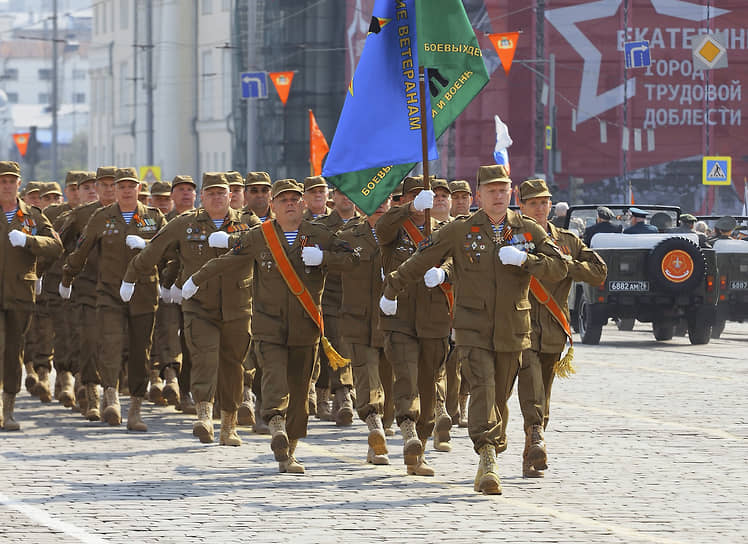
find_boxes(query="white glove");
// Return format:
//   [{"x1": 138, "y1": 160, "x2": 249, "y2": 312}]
[
  {"x1": 181, "y1": 277, "x2": 199, "y2": 300},
  {"x1": 58, "y1": 282, "x2": 72, "y2": 300},
  {"x1": 8, "y1": 229, "x2": 27, "y2": 247},
  {"x1": 423, "y1": 267, "x2": 446, "y2": 288},
  {"x1": 35, "y1": 277, "x2": 43, "y2": 296},
  {"x1": 499, "y1": 245, "x2": 528, "y2": 267},
  {"x1": 208, "y1": 231, "x2": 230, "y2": 248},
  {"x1": 379, "y1": 295, "x2": 397, "y2": 316},
  {"x1": 169, "y1": 284, "x2": 183, "y2": 305},
  {"x1": 119, "y1": 281, "x2": 135, "y2": 302},
  {"x1": 302, "y1": 246, "x2": 324, "y2": 266},
  {"x1": 158, "y1": 285, "x2": 171, "y2": 303},
  {"x1": 125, "y1": 235, "x2": 146, "y2": 250},
  {"x1": 412, "y1": 189, "x2": 435, "y2": 212}
]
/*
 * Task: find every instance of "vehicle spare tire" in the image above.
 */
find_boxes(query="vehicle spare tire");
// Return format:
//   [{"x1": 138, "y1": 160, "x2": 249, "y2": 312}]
[{"x1": 647, "y1": 237, "x2": 706, "y2": 293}]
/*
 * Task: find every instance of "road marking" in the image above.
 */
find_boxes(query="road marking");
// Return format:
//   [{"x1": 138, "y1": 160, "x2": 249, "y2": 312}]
[
  {"x1": 580, "y1": 360, "x2": 732, "y2": 381},
  {"x1": 0, "y1": 492, "x2": 108, "y2": 544},
  {"x1": 556, "y1": 402, "x2": 743, "y2": 440}
]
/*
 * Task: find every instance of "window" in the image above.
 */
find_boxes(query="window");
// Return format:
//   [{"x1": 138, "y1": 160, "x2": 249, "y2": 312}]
[
  {"x1": 73, "y1": 69, "x2": 86, "y2": 80},
  {"x1": 74, "y1": 93, "x2": 86, "y2": 104},
  {"x1": 6, "y1": 92, "x2": 18, "y2": 103},
  {"x1": 3, "y1": 68, "x2": 18, "y2": 81},
  {"x1": 38, "y1": 93, "x2": 50, "y2": 103},
  {"x1": 202, "y1": 0, "x2": 212, "y2": 15},
  {"x1": 38, "y1": 68, "x2": 52, "y2": 81},
  {"x1": 120, "y1": 0, "x2": 129, "y2": 29}
]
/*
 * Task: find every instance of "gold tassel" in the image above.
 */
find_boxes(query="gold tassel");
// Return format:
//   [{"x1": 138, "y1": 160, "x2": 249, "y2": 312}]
[
  {"x1": 553, "y1": 346, "x2": 576, "y2": 378},
  {"x1": 321, "y1": 336, "x2": 351, "y2": 370}
]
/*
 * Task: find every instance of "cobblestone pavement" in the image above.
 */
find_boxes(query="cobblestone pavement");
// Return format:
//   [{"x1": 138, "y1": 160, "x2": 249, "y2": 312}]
[{"x1": 2, "y1": 322, "x2": 747, "y2": 543}]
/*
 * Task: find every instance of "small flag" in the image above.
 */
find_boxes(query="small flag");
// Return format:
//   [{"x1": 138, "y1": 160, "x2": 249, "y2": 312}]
[
  {"x1": 13, "y1": 133, "x2": 30, "y2": 157},
  {"x1": 628, "y1": 181, "x2": 635, "y2": 204},
  {"x1": 269, "y1": 71, "x2": 294, "y2": 106},
  {"x1": 309, "y1": 109, "x2": 329, "y2": 177},
  {"x1": 493, "y1": 115, "x2": 512, "y2": 175},
  {"x1": 487, "y1": 32, "x2": 519, "y2": 75}
]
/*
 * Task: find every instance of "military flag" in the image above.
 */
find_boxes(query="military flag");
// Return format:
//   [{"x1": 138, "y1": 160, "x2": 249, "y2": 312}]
[{"x1": 309, "y1": 109, "x2": 329, "y2": 176}]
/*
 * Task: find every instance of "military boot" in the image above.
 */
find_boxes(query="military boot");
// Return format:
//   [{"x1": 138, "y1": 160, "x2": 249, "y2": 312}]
[
  {"x1": 367, "y1": 447, "x2": 390, "y2": 465},
  {"x1": 458, "y1": 394, "x2": 469, "y2": 428},
  {"x1": 315, "y1": 387, "x2": 332, "y2": 421},
  {"x1": 365, "y1": 412, "x2": 388, "y2": 456},
  {"x1": 237, "y1": 386, "x2": 256, "y2": 426},
  {"x1": 147, "y1": 369, "x2": 166, "y2": 406},
  {"x1": 179, "y1": 388, "x2": 197, "y2": 415},
  {"x1": 162, "y1": 366, "x2": 180, "y2": 406},
  {"x1": 523, "y1": 424, "x2": 548, "y2": 477},
  {"x1": 433, "y1": 400, "x2": 453, "y2": 452},
  {"x1": 407, "y1": 439, "x2": 435, "y2": 476},
  {"x1": 307, "y1": 384, "x2": 317, "y2": 417},
  {"x1": 476, "y1": 444, "x2": 502, "y2": 494},
  {"x1": 2, "y1": 392, "x2": 21, "y2": 431},
  {"x1": 24, "y1": 361, "x2": 38, "y2": 393},
  {"x1": 334, "y1": 387, "x2": 354, "y2": 427},
  {"x1": 58, "y1": 371, "x2": 76, "y2": 408},
  {"x1": 85, "y1": 384, "x2": 100, "y2": 421},
  {"x1": 219, "y1": 410, "x2": 242, "y2": 446},
  {"x1": 102, "y1": 387, "x2": 122, "y2": 425},
  {"x1": 279, "y1": 439, "x2": 305, "y2": 474},
  {"x1": 34, "y1": 367, "x2": 53, "y2": 403},
  {"x1": 126, "y1": 396, "x2": 148, "y2": 432},
  {"x1": 399, "y1": 418, "x2": 423, "y2": 466},
  {"x1": 268, "y1": 414, "x2": 289, "y2": 461},
  {"x1": 75, "y1": 374, "x2": 87, "y2": 414},
  {"x1": 193, "y1": 401, "x2": 214, "y2": 443}
]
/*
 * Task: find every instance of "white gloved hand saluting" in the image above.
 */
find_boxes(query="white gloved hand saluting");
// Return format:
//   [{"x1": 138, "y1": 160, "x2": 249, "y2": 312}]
[
  {"x1": 58, "y1": 282, "x2": 72, "y2": 300},
  {"x1": 208, "y1": 231, "x2": 230, "y2": 248},
  {"x1": 379, "y1": 295, "x2": 397, "y2": 316},
  {"x1": 125, "y1": 235, "x2": 146, "y2": 250},
  {"x1": 302, "y1": 246, "x2": 324, "y2": 266},
  {"x1": 499, "y1": 245, "x2": 528, "y2": 267},
  {"x1": 423, "y1": 267, "x2": 446, "y2": 288},
  {"x1": 169, "y1": 284, "x2": 183, "y2": 305},
  {"x1": 412, "y1": 189, "x2": 435, "y2": 212},
  {"x1": 181, "y1": 277, "x2": 199, "y2": 300},
  {"x1": 8, "y1": 229, "x2": 27, "y2": 248},
  {"x1": 119, "y1": 281, "x2": 135, "y2": 302}
]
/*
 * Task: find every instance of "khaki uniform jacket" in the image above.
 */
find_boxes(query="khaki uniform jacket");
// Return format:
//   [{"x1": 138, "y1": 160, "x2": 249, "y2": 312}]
[
  {"x1": 192, "y1": 219, "x2": 358, "y2": 346},
  {"x1": 244, "y1": 205, "x2": 272, "y2": 223},
  {"x1": 316, "y1": 210, "x2": 360, "y2": 316},
  {"x1": 303, "y1": 207, "x2": 331, "y2": 221},
  {"x1": 38, "y1": 202, "x2": 75, "y2": 291},
  {"x1": 63, "y1": 202, "x2": 166, "y2": 315},
  {"x1": 337, "y1": 218, "x2": 385, "y2": 348},
  {"x1": 530, "y1": 223, "x2": 607, "y2": 353},
  {"x1": 383, "y1": 209, "x2": 568, "y2": 353},
  {"x1": 57, "y1": 202, "x2": 103, "y2": 304},
  {"x1": 376, "y1": 204, "x2": 452, "y2": 339},
  {"x1": 0, "y1": 198, "x2": 62, "y2": 310},
  {"x1": 124, "y1": 207, "x2": 260, "y2": 322}
]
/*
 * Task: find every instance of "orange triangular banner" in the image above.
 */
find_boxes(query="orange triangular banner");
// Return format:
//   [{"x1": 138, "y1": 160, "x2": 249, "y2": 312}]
[
  {"x1": 13, "y1": 133, "x2": 30, "y2": 157},
  {"x1": 309, "y1": 109, "x2": 329, "y2": 177},
  {"x1": 488, "y1": 32, "x2": 519, "y2": 75},
  {"x1": 269, "y1": 71, "x2": 295, "y2": 106}
]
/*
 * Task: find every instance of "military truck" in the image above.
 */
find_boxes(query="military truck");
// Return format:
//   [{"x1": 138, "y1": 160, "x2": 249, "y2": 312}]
[{"x1": 566, "y1": 205, "x2": 718, "y2": 345}]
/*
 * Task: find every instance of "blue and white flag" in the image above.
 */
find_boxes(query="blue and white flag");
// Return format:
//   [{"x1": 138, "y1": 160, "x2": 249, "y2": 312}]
[{"x1": 493, "y1": 114, "x2": 512, "y2": 175}]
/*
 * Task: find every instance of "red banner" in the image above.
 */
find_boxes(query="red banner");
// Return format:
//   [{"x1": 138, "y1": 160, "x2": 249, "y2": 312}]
[
  {"x1": 309, "y1": 109, "x2": 329, "y2": 176},
  {"x1": 488, "y1": 32, "x2": 519, "y2": 75}
]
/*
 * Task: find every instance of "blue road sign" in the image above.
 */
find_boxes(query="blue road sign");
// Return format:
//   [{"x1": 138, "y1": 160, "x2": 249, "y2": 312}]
[
  {"x1": 240, "y1": 71, "x2": 267, "y2": 99},
  {"x1": 702, "y1": 156, "x2": 731, "y2": 186},
  {"x1": 624, "y1": 41, "x2": 651, "y2": 69}
]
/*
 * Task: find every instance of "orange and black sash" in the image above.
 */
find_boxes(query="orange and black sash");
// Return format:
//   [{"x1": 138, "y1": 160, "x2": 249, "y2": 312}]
[
  {"x1": 402, "y1": 218, "x2": 454, "y2": 317},
  {"x1": 529, "y1": 276, "x2": 575, "y2": 377},
  {"x1": 260, "y1": 221, "x2": 349, "y2": 369}
]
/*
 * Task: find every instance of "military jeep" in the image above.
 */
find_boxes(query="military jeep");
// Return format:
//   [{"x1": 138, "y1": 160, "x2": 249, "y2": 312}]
[{"x1": 566, "y1": 205, "x2": 718, "y2": 345}]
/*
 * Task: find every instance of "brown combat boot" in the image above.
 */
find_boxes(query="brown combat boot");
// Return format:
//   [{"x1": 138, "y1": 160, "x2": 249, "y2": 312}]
[
  {"x1": 365, "y1": 412, "x2": 388, "y2": 456},
  {"x1": 2, "y1": 392, "x2": 21, "y2": 431},
  {"x1": 334, "y1": 388, "x2": 354, "y2": 427},
  {"x1": 458, "y1": 394, "x2": 469, "y2": 428},
  {"x1": 475, "y1": 444, "x2": 502, "y2": 494},
  {"x1": 126, "y1": 396, "x2": 148, "y2": 432},
  {"x1": 237, "y1": 386, "x2": 256, "y2": 426},
  {"x1": 219, "y1": 410, "x2": 242, "y2": 446},
  {"x1": 268, "y1": 414, "x2": 289, "y2": 461},
  {"x1": 24, "y1": 362, "x2": 38, "y2": 393},
  {"x1": 433, "y1": 400, "x2": 452, "y2": 452},
  {"x1": 399, "y1": 418, "x2": 423, "y2": 466},
  {"x1": 147, "y1": 369, "x2": 166, "y2": 405},
  {"x1": 162, "y1": 366, "x2": 180, "y2": 406},
  {"x1": 34, "y1": 367, "x2": 53, "y2": 403},
  {"x1": 193, "y1": 401, "x2": 214, "y2": 443},
  {"x1": 279, "y1": 439, "x2": 305, "y2": 474},
  {"x1": 85, "y1": 384, "x2": 100, "y2": 421},
  {"x1": 307, "y1": 384, "x2": 317, "y2": 416},
  {"x1": 315, "y1": 388, "x2": 332, "y2": 421},
  {"x1": 407, "y1": 439, "x2": 435, "y2": 476},
  {"x1": 102, "y1": 387, "x2": 122, "y2": 425},
  {"x1": 58, "y1": 371, "x2": 76, "y2": 408},
  {"x1": 523, "y1": 424, "x2": 548, "y2": 477}
]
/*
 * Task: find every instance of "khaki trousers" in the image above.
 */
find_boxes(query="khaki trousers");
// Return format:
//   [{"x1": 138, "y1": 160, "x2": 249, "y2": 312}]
[
  {"x1": 346, "y1": 342, "x2": 388, "y2": 420},
  {"x1": 1, "y1": 309, "x2": 32, "y2": 394},
  {"x1": 33, "y1": 294, "x2": 54, "y2": 372},
  {"x1": 316, "y1": 314, "x2": 353, "y2": 393},
  {"x1": 459, "y1": 346, "x2": 521, "y2": 453},
  {"x1": 444, "y1": 344, "x2": 470, "y2": 418},
  {"x1": 255, "y1": 340, "x2": 317, "y2": 441},
  {"x1": 183, "y1": 313, "x2": 249, "y2": 412},
  {"x1": 518, "y1": 349, "x2": 559, "y2": 430},
  {"x1": 78, "y1": 302, "x2": 100, "y2": 385},
  {"x1": 383, "y1": 331, "x2": 448, "y2": 441},
  {"x1": 49, "y1": 294, "x2": 74, "y2": 373},
  {"x1": 152, "y1": 302, "x2": 182, "y2": 373},
  {"x1": 379, "y1": 349, "x2": 395, "y2": 429}
]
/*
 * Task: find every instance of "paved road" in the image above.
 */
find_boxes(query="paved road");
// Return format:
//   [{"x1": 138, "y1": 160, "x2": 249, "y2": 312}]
[{"x1": 2, "y1": 322, "x2": 747, "y2": 543}]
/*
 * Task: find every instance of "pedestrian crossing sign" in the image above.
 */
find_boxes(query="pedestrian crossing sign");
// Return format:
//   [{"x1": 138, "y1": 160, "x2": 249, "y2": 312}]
[{"x1": 702, "y1": 156, "x2": 731, "y2": 186}]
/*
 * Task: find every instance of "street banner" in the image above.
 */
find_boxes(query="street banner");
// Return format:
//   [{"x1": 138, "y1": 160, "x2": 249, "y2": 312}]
[
  {"x1": 309, "y1": 109, "x2": 329, "y2": 177},
  {"x1": 268, "y1": 71, "x2": 294, "y2": 105}
]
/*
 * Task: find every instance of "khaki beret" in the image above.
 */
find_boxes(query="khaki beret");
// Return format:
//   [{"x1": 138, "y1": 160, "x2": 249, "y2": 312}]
[
  {"x1": 272, "y1": 179, "x2": 303, "y2": 199},
  {"x1": 402, "y1": 175, "x2": 425, "y2": 195},
  {"x1": 449, "y1": 180, "x2": 472, "y2": 194},
  {"x1": 81, "y1": 171, "x2": 97, "y2": 184},
  {"x1": 114, "y1": 167, "x2": 139, "y2": 184},
  {"x1": 680, "y1": 213, "x2": 697, "y2": 223},
  {"x1": 24, "y1": 181, "x2": 42, "y2": 194},
  {"x1": 40, "y1": 182, "x2": 63, "y2": 198},
  {"x1": 245, "y1": 171, "x2": 272, "y2": 187},
  {"x1": 477, "y1": 165, "x2": 511, "y2": 186},
  {"x1": 0, "y1": 161, "x2": 21, "y2": 177},
  {"x1": 64, "y1": 170, "x2": 87, "y2": 187},
  {"x1": 202, "y1": 172, "x2": 230, "y2": 190},
  {"x1": 519, "y1": 178, "x2": 552, "y2": 201},
  {"x1": 171, "y1": 175, "x2": 196, "y2": 189},
  {"x1": 139, "y1": 181, "x2": 151, "y2": 196},
  {"x1": 225, "y1": 171, "x2": 245, "y2": 187},
  {"x1": 304, "y1": 175, "x2": 327, "y2": 192},
  {"x1": 432, "y1": 178, "x2": 451, "y2": 193},
  {"x1": 96, "y1": 166, "x2": 117, "y2": 180},
  {"x1": 150, "y1": 181, "x2": 172, "y2": 196}
]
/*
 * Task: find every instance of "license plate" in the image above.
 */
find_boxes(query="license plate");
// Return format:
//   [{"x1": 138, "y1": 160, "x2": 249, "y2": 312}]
[
  {"x1": 729, "y1": 280, "x2": 748, "y2": 290},
  {"x1": 608, "y1": 280, "x2": 649, "y2": 292}
]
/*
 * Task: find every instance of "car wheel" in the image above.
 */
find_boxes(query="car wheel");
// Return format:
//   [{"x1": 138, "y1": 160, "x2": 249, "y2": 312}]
[
  {"x1": 577, "y1": 294, "x2": 602, "y2": 345},
  {"x1": 648, "y1": 237, "x2": 706, "y2": 293},
  {"x1": 688, "y1": 315, "x2": 712, "y2": 345},
  {"x1": 652, "y1": 321, "x2": 674, "y2": 341}
]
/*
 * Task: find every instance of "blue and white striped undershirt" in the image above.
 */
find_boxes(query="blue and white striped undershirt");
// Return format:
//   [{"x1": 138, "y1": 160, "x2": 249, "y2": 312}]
[
  {"x1": 490, "y1": 221, "x2": 504, "y2": 239},
  {"x1": 259, "y1": 215, "x2": 268, "y2": 222},
  {"x1": 4, "y1": 208, "x2": 17, "y2": 223},
  {"x1": 284, "y1": 230, "x2": 298, "y2": 245},
  {"x1": 371, "y1": 227, "x2": 378, "y2": 243},
  {"x1": 121, "y1": 211, "x2": 135, "y2": 224},
  {"x1": 212, "y1": 219, "x2": 223, "y2": 229}
]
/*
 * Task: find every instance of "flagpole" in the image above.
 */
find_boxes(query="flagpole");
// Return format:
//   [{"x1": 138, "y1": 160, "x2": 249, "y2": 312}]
[{"x1": 419, "y1": 67, "x2": 432, "y2": 236}]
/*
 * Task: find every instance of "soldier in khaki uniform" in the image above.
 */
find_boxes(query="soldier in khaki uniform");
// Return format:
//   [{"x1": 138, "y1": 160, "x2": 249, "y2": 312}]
[
  {"x1": 226, "y1": 171, "x2": 245, "y2": 211},
  {"x1": 302, "y1": 175, "x2": 331, "y2": 220},
  {"x1": 517, "y1": 179, "x2": 607, "y2": 477},
  {"x1": 188, "y1": 179, "x2": 358, "y2": 473},
  {"x1": 61, "y1": 167, "x2": 166, "y2": 431},
  {"x1": 381, "y1": 165, "x2": 568, "y2": 494},
  {"x1": 430, "y1": 178, "x2": 452, "y2": 223},
  {"x1": 243, "y1": 172, "x2": 273, "y2": 222},
  {"x1": 449, "y1": 180, "x2": 473, "y2": 218},
  {"x1": 0, "y1": 161, "x2": 63, "y2": 430},
  {"x1": 375, "y1": 176, "x2": 454, "y2": 476},
  {"x1": 125, "y1": 172, "x2": 259, "y2": 444},
  {"x1": 20, "y1": 181, "x2": 43, "y2": 393},
  {"x1": 57, "y1": 168, "x2": 115, "y2": 420},
  {"x1": 138, "y1": 181, "x2": 151, "y2": 204}
]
